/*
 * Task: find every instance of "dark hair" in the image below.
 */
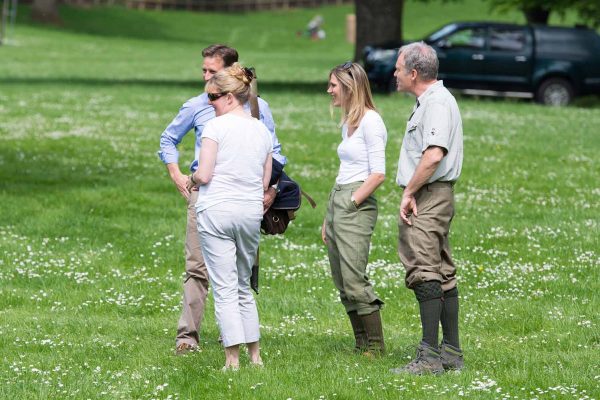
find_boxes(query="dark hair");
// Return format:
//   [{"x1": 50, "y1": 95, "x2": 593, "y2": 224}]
[{"x1": 202, "y1": 44, "x2": 239, "y2": 67}]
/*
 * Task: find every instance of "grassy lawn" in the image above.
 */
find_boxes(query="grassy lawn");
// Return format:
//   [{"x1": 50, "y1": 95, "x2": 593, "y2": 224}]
[{"x1": 1, "y1": 1, "x2": 599, "y2": 399}]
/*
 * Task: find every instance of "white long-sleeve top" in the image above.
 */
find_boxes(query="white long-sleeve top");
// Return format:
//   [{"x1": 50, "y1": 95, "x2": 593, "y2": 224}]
[{"x1": 336, "y1": 110, "x2": 387, "y2": 184}]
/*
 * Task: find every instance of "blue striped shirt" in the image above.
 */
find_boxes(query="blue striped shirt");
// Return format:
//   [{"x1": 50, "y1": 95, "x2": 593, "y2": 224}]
[{"x1": 158, "y1": 92, "x2": 286, "y2": 172}]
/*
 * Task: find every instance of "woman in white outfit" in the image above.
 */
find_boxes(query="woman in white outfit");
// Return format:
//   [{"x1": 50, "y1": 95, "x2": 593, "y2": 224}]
[
  {"x1": 189, "y1": 63, "x2": 272, "y2": 370},
  {"x1": 321, "y1": 62, "x2": 387, "y2": 356}
]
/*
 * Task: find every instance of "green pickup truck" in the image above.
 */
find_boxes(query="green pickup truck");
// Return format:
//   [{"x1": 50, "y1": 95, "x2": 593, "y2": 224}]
[{"x1": 363, "y1": 22, "x2": 600, "y2": 106}]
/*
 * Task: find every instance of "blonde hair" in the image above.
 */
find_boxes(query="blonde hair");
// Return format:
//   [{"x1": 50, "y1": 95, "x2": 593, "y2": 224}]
[
  {"x1": 329, "y1": 62, "x2": 376, "y2": 127},
  {"x1": 205, "y1": 62, "x2": 253, "y2": 104}
]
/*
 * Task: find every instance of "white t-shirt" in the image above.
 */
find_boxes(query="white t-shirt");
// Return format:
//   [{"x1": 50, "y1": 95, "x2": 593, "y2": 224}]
[
  {"x1": 196, "y1": 114, "x2": 273, "y2": 212},
  {"x1": 336, "y1": 110, "x2": 387, "y2": 184}
]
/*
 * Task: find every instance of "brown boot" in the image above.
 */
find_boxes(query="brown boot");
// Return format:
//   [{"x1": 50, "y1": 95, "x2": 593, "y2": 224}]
[
  {"x1": 389, "y1": 341, "x2": 444, "y2": 375},
  {"x1": 440, "y1": 341, "x2": 464, "y2": 371},
  {"x1": 360, "y1": 310, "x2": 385, "y2": 357},
  {"x1": 348, "y1": 311, "x2": 368, "y2": 352}
]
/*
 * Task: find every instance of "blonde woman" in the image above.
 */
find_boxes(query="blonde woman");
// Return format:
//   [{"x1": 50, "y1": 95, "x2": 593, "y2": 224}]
[
  {"x1": 189, "y1": 63, "x2": 272, "y2": 370},
  {"x1": 322, "y1": 62, "x2": 387, "y2": 356}
]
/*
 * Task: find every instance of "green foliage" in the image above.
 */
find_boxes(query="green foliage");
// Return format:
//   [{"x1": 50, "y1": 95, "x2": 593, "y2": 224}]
[
  {"x1": 488, "y1": 0, "x2": 600, "y2": 27},
  {"x1": 1, "y1": 1, "x2": 599, "y2": 399}
]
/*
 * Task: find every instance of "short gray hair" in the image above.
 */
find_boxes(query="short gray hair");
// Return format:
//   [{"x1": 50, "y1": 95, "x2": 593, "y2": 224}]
[{"x1": 398, "y1": 41, "x2": 438, "y2": 81}]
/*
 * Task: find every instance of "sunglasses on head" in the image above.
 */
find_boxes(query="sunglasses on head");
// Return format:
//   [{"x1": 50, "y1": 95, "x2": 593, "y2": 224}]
[
  {"x1": 337, "y1": 61, "x2": 353, "y2": 77},
  {"x1": 243, "y1": 67, "x2": 255, "y2": 81},
  {"x1": 207, "y1": 92, "x2": 228, "y2": 101}
]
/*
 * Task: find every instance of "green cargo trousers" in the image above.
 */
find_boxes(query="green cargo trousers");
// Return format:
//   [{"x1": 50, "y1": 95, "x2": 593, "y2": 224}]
[{"x1": 325, "y1": 182, "x2": 383, "y2": 315}]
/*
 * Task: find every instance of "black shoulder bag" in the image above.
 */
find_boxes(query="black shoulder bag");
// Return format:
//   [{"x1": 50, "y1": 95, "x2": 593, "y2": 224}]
[{"x1": 261, "y1": 167, "x2": 316, "y2": 235}]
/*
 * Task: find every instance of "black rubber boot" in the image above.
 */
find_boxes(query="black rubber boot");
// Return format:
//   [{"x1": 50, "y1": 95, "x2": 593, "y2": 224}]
[
  {"x1": 347, "y1": 311, "x2": 368, "y2": 352},
  {"x1": 360, "y1": 310, "x2": 385, "y2": 357}
]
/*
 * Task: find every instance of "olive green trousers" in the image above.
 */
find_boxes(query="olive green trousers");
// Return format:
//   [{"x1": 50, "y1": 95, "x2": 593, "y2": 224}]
[{"x1": 325, "y1": 182, "x2": 383, "y2": 316}]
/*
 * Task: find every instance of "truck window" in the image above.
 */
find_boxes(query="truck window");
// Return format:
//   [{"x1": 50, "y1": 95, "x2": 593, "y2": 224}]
[
  {"x1": 443, "y1": 28, "x2": 486, "y2": 49},
  {"x1": 490, "y1": 28, "x2": 526, "y2": 52}
]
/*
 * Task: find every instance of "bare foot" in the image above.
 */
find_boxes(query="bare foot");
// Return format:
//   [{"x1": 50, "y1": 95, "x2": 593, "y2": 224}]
[
  {"x1": 250, "y1": 357, "x2": 263, "y2": 367},
  {"x1": 221, "y1": 364, "x2": 239, "y2": 372}
]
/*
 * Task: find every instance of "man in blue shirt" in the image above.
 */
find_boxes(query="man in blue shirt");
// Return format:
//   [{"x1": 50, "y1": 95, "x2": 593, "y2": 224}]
[{"x1": 158, "y1": 44, "x2": 287, "y2": 355}]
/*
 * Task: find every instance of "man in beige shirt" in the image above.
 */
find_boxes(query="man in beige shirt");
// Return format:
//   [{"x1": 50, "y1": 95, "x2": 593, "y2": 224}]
[{"x1": 390, "y1": 42, "x2": 464, "y2": 375}]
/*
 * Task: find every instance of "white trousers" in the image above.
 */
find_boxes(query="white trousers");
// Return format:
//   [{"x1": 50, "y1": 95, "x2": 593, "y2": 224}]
[{"x1": 196, "y1": 203, "x2": 262, "y2": 347}]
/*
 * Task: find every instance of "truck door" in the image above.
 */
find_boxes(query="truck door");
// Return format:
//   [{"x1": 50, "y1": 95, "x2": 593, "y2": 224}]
[
  {"x1": 433, "y1": 27, "x2": 487, "y2": 89},
  {"x1": 483, "y1": 27, "x2": 532, "y2": 91}
]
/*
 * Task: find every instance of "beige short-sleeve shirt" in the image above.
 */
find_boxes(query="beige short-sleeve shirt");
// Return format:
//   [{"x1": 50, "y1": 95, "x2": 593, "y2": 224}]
[{"x1": 396, "y1": 81, "x2": 463, "y2": 187}]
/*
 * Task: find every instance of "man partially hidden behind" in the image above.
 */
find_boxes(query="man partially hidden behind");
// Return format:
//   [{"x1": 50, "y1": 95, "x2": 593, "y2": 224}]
[
  {"x1": 158, "y1": 44, "x2": 286, "y2": 355},
  {"x1": 390, "y1": 42, "x2": 464, "y2": 375}
]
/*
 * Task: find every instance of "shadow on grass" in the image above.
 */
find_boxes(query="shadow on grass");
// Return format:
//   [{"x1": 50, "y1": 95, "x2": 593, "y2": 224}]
[
  {"x1": 0, "y1": 77, "x2": 327, "y2": 94},
  {"x1": 17, "y1": 4, "x2": 215, "y2": 44},
  {"x1": 0, "y1": 139, "x2": 132, "y2": 195},
  {"x1": 4, "y1": 77, "x2": 598, "y2": 106},
  {"x1": 0, "y1": 142, "x2": 181, "y2": 244}
]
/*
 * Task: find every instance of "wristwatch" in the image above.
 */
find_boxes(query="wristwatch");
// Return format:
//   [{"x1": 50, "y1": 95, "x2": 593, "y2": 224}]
[{"x1": 271, "y1": 184, "x2": 280, "y2": 194}]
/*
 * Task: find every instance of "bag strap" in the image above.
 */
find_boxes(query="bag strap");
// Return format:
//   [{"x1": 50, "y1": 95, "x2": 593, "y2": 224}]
[
  {"x1": 301, "y1": 190, "x2": 317, "y2": 209},
  {"x1": 248, "y1": 67, "x2": 260, "y2": 119},
  {"x1": 248, "y1": 67, "x2": 316, "y2": 211}
]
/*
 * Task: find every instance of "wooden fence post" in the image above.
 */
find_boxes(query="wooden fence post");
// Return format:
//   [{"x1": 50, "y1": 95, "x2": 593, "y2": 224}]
[{"x1": 345, "y1": 13, "x2": 355, "y2": 44}]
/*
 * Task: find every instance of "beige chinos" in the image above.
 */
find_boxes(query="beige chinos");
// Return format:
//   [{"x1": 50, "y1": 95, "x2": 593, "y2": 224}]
[
  {"x1": 325, "y1": 181, "x2": 383, "y2": 316},
  {"x1": 398, "y1": 181, "x2": 457, "y2": 291},
  {"x1": 176, "y1": 190, "x2": 209, "y2": 347}
]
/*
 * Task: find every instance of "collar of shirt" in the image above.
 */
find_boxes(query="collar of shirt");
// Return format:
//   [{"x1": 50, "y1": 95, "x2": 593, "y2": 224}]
[
  {"x1": 200, "y1": 92, "x2": 211, "y2": 105},
  {"x1": 408, "y1": 98, "x2": 420, "y2": 121},
  {"x1": 408, "y1": 80, "x2": 443, "y2": 122},
  {"x1": 417, "y1": 80, "x2": 444, "y2": 106}
]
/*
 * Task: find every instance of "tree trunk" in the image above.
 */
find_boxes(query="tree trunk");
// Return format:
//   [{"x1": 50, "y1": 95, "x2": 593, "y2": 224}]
[
  {"x1": 31, "y1": 0, "x2": 61, "y2": 25},
  {"x1": 353, "y1": 0, "x2": 403, "y2": 61},
  {"x1": 1, "y1": 0, "x2": 9, "y2": 45},
  {"x1": 522, "y1": 5, "x2": 550, "y2": 25}
]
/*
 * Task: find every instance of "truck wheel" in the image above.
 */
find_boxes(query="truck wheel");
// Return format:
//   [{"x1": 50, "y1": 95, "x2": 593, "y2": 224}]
[{"x1": 536, "y1": 78, "x2": 574, "y2": 106}]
